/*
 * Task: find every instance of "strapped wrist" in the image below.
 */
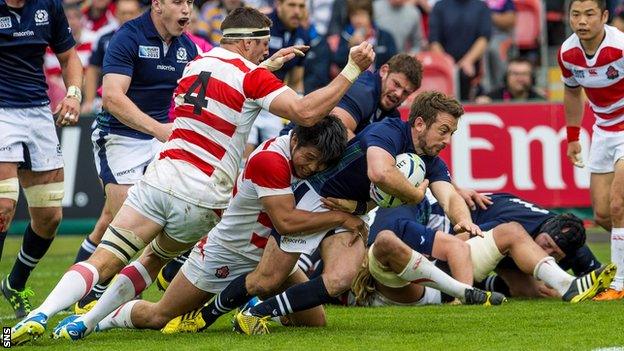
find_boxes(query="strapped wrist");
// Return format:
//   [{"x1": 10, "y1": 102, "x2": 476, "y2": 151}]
[
  {"x1": 566, "y1": 126, "x2": 580, "y2": 142},
  {"x1": 66, "y1": 85, "x2": 82, "y2": 103}
]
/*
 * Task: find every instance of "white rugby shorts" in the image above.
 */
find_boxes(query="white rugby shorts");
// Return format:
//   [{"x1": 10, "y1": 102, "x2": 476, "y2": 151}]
[{"x1": 588, "y1": 126, "x2": 624, "y2": 173}]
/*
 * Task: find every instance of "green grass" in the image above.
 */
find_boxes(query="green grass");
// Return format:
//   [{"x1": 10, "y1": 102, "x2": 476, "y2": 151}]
[{"x1": 1, "y1": 236, "x2": 623, "y2": 350}]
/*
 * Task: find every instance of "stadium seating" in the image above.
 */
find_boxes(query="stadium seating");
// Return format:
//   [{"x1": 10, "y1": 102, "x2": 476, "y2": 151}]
[
  {"x1": 404, "y1": 51, "x2": 458, "y2": 106},
  {"x1": 512, "y1": 0, "x2": 543, "y2": 50}
]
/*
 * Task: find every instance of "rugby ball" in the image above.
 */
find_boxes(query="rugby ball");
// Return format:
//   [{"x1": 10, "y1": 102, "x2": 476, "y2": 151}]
[{"x1": 370, "y1": 153, "x2": 426, "y2": 208}]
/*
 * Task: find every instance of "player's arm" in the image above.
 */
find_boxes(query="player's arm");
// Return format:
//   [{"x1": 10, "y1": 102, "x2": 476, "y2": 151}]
[
  {"x1": 366, "y1": 146, "x2": 428, "y2": 204},
  {"x1": 564, "y1": 85, "x2": 585, "y2": 167},
  {"x1": 430, "y1": 180, "x2": 481, "y2": 236},
  {"x1": 331, "y1": 107, "x2": 358, "y2": 140},
  {"x1": 102, "y1": 73, "x2": 171, "y2": 142},
  {"x1": 54, "y1": 47, "x2": 83, "y2": 126},
  {"x1": 268, "y1": 42, "x2": 375, "y2": 127}
]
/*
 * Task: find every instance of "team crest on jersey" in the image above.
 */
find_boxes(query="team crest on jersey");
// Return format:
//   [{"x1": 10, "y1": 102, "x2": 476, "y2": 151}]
[
  {"x1": 215, "y1": 266, "x2": 230, "y2": 279},
  {"x1": 138, "y1": 45, "x2": 160, "y2": 59},
  {"x1": 572, "y1": 68, "x2": 585, "y2": 79},
  {"x1": 606, "y1": 65, "x2": 619, "y2": 80},
  {"x1": 176, "y1": 47, "x2": 187, "y2": 63},
  {"x1": 0, "y1": 16, "x2": 12, "y2": 29},
  {"x1": 34, "y1": 9, "x2": 49, "y2": 25}
]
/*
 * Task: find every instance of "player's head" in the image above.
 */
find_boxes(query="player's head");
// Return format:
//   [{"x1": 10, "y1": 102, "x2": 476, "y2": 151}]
[
  {"x1": 569, "y1": 0, "x2": 608, "y2": 42},
  {"x1": 408, "y1": 91, "x2": 463, "y2": 157},
  {"x1": 290, "y1": 115, "x2": 347, "y2": 178},
  {"x1": 115, "y1": 0, "x2": 143, "y2": 26},
  {"x1": 152, "y1": 0, "x2": 193, "y2": 37},
  {"x1": 378, "y1": 54, "x2": 423, "y2": 111},
  {"x1": 535, "y1": 213, "x2": 586, "y2": 261},
  {"x1": 277, "y1": 0, "x2": 306, "y2": 31},
  {"x1": 221, "y1": 7, "x2": 273, "y2": 64}
]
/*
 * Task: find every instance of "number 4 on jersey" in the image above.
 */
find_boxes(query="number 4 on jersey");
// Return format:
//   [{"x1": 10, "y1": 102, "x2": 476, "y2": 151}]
[{"x1": 184, "y1": 71, "x2": 212, "y2": 115}]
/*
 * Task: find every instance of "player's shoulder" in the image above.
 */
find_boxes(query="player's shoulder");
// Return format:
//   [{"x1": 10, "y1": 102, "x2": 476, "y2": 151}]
[
  {"x1": 193, "y1": 47, "x2": 257, "y2": 72},
  {"x1": 560, "y1": 33, "x2": 581, "y2": 55},
  {"x1": 248, "y1": 136, "x2": 291, "y2": 164},
  {"x1": 604, "y1": 25, "x2": 624, "y2": 50}
]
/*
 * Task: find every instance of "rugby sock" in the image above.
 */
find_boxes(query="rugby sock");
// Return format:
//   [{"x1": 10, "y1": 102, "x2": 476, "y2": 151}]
[
  {"x1": 0, "y1": 231, "x2": 6, "y2": 262},
  {"x1": 200, "y1": 273, "x2": 251, "y2": 326},
  {"x1": 162, "y1": 250, "x2": 190, "y2": 282},
  {"x1": 397, "y1": 250, "x2": 471, "y2": 300},
  {"x1": 97, "y1": 300, "x2": 138, "y2": 331},
  {"x1": 297, "y1": 249, "x2": 321, "y2": 276},
  {"x1": 80, "y1": 261, "x2": 151, "y2": 331},
  {"x1": 477, "y1": 274, "x2": 511, "y2": 296},
  {"x1": 8, "y1": 224, "x2": 54, "y2": 290},
  {"x1": 610, "y1": 228, "x2": 624, "y2": 291},
  {"x1": 533, "y1": 256, "x2": 574, "y2": 296},
  {"x1": 36, "y1": 262, "x2": 99, "y2": 317},
  {"x1": 78, "y1": 278, "x2": 112, "y2": 307},
  {"x1": 249, "y1": 276, "x2": 331, "y2": 317},
  {"x1": 74, "y1": 237, "x2": 97, "y2": 263}
]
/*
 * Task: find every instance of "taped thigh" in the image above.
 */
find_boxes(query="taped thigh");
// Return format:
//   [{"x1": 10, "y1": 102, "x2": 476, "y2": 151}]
[
  {"x1": 0, "y1": 177, "x2": 19, "y2": 202},
  {"x1": 149, "y1": 233, "x2": 188, "y2": 261},
  {"x1": 23, "y1": 182, "x2": 64, "y2": 207},
  {"x1": 100, "y1": 225, "x2": 146, "y2": 264},
  {"x1": 367, "y1": 245, "x2": 410, "y2": 288},
  {"x1": 466, "y1": 230, "x2": 505, "y2": 282}
]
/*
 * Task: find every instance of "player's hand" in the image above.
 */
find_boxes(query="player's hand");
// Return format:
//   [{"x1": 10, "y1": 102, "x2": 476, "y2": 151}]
[
  {"x1": 453, "y1": 220, "x2": 482, "y2": 237},
  {"x1": 566, "y1": 141, "x2": 585, "y2": 168},
  {"x1": 349, "y1": 41, "x2": 375, "y2": 72},
  {"x1": 154, "y1": 123, "x2": 173, "y2": 142},
  {"x1": 457, "y1": 188, "x2": 492, "y2": 210},
  {"x1": 538, "y1": 283, "x2": 560, "y2": 298},
  {"x1": 54, "y1": 96, "x2": 81, "y2": 127},
  {"x1": 321, "y1": 197, "x2": 357, "y2": 213},
  {"x1": 458, "y1": 59, "x2": 475, "y2": 77},
  {"x1": 342, "y1": 214, "x2": 369, "y2": 246},
  {"x1": 409, "y1": 179, "x2": 430, "y2": 204},
  {"x1": 260, "y1": 45, "x2": 308, "y2": 72}
]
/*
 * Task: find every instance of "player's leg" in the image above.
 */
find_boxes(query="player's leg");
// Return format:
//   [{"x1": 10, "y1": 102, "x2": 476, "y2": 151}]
[
  {"x1": 156, "y1": 249, "x2": 191, "y2": 291},
  {"x1": 590, "y1": 172, "x2": 613, "y2": 231},
  {"x1": 0, "y1": 163, "x2": 18, "y2": 263},
  {"x1": 275, "y1": 268, "x2": 326, "y2": 327}
]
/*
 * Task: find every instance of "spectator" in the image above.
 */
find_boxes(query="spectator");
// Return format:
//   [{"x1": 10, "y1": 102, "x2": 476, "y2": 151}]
[
  {"x1": 484, "y1": 0, "x2": 516, "y2": 91},
  {"x1": 306, "y1": 0, "x2": 336, "y2": 36},
  {"x1": 303, "y1": 11, "x2": 332, "y2": 93},
  {"x1": 374, "y1": 0, "x2": 424, "y2": 54},
  {"x1": 327, "y1": 0, "x2": 348, "y2": 36},
  {"x1": 429, "y1": 0, "x2": 492, "y2": 100},
  {"x1": 268, "y1": 0, "x2": 311, "y2": 92},
  {"x1": 82, "y1": 0, "x2": 119, "y2": 37},
  {"x1": 197, "y1": 0, "x2": 244, "y2": 45},
  {"x1": 82, "y1": 0, "x2": 143, "y2": 115},
  {"x1": 613, "y1": 6, "x2": 624, "y2": 32},
  {"x1": 333, "y1": 0, "x2": 397, "y2": 71},
  {"x1": 546, "y1": 0, "x2": 566, "y2": 46},
  {"x1": 475, "y1": 57, "x2": 545, "y2": 104}
]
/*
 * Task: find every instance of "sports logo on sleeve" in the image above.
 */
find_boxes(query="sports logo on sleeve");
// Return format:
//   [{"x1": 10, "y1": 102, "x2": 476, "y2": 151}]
[
  {"x1": 0, "y1": 17, "x2": 12, "y2": 29},
  {"x1": 138, "y1": 45, "x2": 160, "y2": 59},
  {"x1": 34, "y1": 9, "x2": 49, "y2": 26}
]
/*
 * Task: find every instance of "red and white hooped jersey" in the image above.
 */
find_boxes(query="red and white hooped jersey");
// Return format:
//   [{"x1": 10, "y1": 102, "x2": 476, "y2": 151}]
[
  {"x1": 142, "y1": 47, "x2": 288, "y2": 208},
  {"x1": 206, "y1": 134, "x2": 297, "y2": 260},
  {"x1": 558, "y1": 25, "x2": 624, "y2": 131}
]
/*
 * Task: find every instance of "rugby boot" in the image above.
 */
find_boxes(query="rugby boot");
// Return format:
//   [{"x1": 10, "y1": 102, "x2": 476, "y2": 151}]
[
  {"x1": 52, "y1": 316, "x2": 91, "y2": 341},
  {"x1": 161, "y1": 308, "x2": 208, "y2": 334},
  {"x1": 593, "y1": 288, "x2": 624, "y2": 301},
  {"x1": 464, "y1": 288, "x2": 507, "y2": 306},
  {"x1": 11, "y1": 312, "x2": 47, "y2": 346},
  {"x1": 563, "y1": 263, "x2": 616, "y2": 303},
  {"x1": 232, "y1": 310, "x2": 271, "y2": 335},
  {"x1": 1, "y1": 276, "x2": 33, "y2": 319}
]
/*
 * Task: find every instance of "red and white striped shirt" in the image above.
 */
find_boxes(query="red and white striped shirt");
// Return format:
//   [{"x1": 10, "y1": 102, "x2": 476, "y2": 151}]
[
  {"x1": 558, "y1": 25, "x2": 624, "y2": 131},
  {"x1": 207, "y1": 135, "x2": 296, "y2": 260},
  {"x1": 44, "y1": 29, "x2": 98, "y2": 77},
  {"x1": 142, "y1": 47, "x2": 288, "y2": 208}
]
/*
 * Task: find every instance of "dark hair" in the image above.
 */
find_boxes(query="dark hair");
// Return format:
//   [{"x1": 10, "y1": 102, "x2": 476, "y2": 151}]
[
  {"x1": 507, "y1": 56, "x2": 533, "y2": 68},
  {"x1": 220, "y1": 7, "x2": 272, "y2": 44},
  {"x1": 569, "y1": 0, "x2": 607, "y2": 12},
  {"x1": 408, "y1": 91, "x2": 464, "y2": 127},
  {"x1": 292, "y1": 115, "x2": 347, "y2": 167},
  {"x1": 384, "y1": 54, "x2": 423, "y2": 90},
  {"x1": 347, "y1": 0, "x2": 373, "y2": 18},
  {"x1": 539, "y1": 213, "x2": 586, "y2": 257}
]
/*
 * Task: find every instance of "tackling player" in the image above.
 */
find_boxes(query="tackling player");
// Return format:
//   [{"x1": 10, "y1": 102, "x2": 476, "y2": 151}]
[
  {"x1": 11, "y1": 6, "x2": 375, "y2": 345},
  {"x1": 559, "y1": 0, "x2": 624, "y2": 300},
  {"x1": 0, "y1": 0, "x2": 83, "y2": 319}
]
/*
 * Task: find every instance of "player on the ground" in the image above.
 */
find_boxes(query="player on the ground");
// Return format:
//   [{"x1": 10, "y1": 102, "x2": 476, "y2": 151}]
[
  {"x1": 95, "y1": 116, "x2": 368, "y2": 332},
  {"x1": 350, "y1": 194, "x2": 615, "y2": 306},
  {"x1": 0, "y1": 0, "x2": 83, "y2": 319},
  {"x1": 559, "y1": 0, "x2": 624, "y2": 300},
  {"x1": 11, "y1": 5, "x2": 375, "y2": 345}
]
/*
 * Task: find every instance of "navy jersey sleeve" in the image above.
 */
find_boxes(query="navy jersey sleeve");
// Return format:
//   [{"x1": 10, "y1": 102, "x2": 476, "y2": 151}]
[
  {"x1": 102, "y1": 28, "x2": 137, "y2": 77},
  {"x1": 336, "y1": 79, "x2": 376, "y2": 126},
  {"x1": 423, "y1": 156, "x2": 452, "y2": 183},
  {"x1": 360, "y1": 119, "x2": 410, "y2": 156},
  {"x1": 49, "y1": 0, "x2": 75, "y2": 54}
]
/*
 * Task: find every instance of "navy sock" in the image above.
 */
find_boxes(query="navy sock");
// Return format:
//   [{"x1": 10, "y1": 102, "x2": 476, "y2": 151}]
[
  {"x1": 249, "y1": 276, "x2": 331, "y2": 317},
  {"x1": 478, "y1": 274, "x2": 511, "y2": 296},
  {"x1": 0, "y1": 231, "x2": 6, "y2": 262},
  {"x1": 162, "y1": 249, "x2": 191, "y2": 281},
  {"x1": 9, "y1": 224, "x2": 54, "y2": 290},
  {"x1": 200, "y1": 273, "x2": 250, "y2": 326},
  {"x1": 74, "y1": 237, "x2": 97, "y2": 263}
]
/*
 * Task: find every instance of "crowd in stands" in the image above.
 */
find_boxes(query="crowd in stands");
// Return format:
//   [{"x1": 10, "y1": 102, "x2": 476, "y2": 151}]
[{"x1": 45, "y1": 0, "x2": 624, "y2": 114}]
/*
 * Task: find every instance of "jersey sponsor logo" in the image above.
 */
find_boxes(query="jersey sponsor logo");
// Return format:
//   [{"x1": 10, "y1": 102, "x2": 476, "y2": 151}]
[
  {"x1": 606, "y1": 65, "x2": 620, "y2": 80},
  {"x1": 281, "y1": 237, "x2": 306, "y2": 245},
  {"x1": 0, "y1": 16, "x2": 12, "y2": 29},
  {"x1": 115, "y1": 168, "x2": 136, "y2": 177},
  {"x1": 588, "y1": 68, "x2": 598, "y2": 76},
  {"x1": 157, "y1": 64, "x2": 175, "y2": 71},
  {"x1": 214, "y1": 265, "x2": 230, "y2": 279},
  {"x1": 176, "y1": 47, "x2": 187, "y2": 63},
  {"x1": 12, "y1": 30, "x2": 34, "y2": 37},
  {"x1": 572, "y1": 68, "x2": 585, "y2": 79},
  {"x1": 138, "y1": 45, "x2": 160, "y2": 59},
  {"x1": 34, "y1": 9, "x2": 49, "y2": 26}
]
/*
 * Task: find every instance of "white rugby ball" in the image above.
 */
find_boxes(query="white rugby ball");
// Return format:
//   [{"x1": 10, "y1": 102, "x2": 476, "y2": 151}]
[{"x1": 370, "y1": 153, "x2": 426, "y2": 208}]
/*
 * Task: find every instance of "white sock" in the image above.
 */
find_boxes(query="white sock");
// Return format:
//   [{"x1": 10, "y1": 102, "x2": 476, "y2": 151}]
[
  {"x1": 397, "y1": 250, "x2": 472, "y2": 300},
  {"x1": 533, "y1": 256, "x2": 575, "y2": 296},
  {"x1": 97, "y1": 300, "x2": 139, "y2": 331},
  {"x1": 610, "y1": 228, "x2": 624, "y2": 291},
  {"x1": 79, "y1": 261, "x2": 152, "y2": 331},
  {"x1": 35, "y1": 262, "x2": 99, "y2": 318}
]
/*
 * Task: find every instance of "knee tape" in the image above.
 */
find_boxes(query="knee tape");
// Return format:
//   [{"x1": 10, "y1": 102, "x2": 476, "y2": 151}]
[
  {"x1": 149, "y1": 239, "x2": 183, "y2": 261},
  {"x1": 23, "y1": 182, "x2": 64, "y2": 207},
  {"x1": 101, "y1": 225, "x2": 146, "y2": 264},
  {"x1": 0, "y1": 177, "x2": 19, "y2": 201},
  {"x1": 367, "y1": 244, "x2": 410, "y2": 288},
  {"x1": 466, "y1": 230, "x2": 505, "y2": 282}
]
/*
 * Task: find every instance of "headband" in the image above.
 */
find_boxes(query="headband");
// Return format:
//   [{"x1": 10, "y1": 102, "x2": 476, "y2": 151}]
[{"x1": 222, "y1": 27, "x2": 271, "y2": 39}]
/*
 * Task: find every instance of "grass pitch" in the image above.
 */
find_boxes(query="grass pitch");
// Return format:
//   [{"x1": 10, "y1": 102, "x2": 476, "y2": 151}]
[{"x1": 1, "y1": 235, "x2": 623, "y2": 350}]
